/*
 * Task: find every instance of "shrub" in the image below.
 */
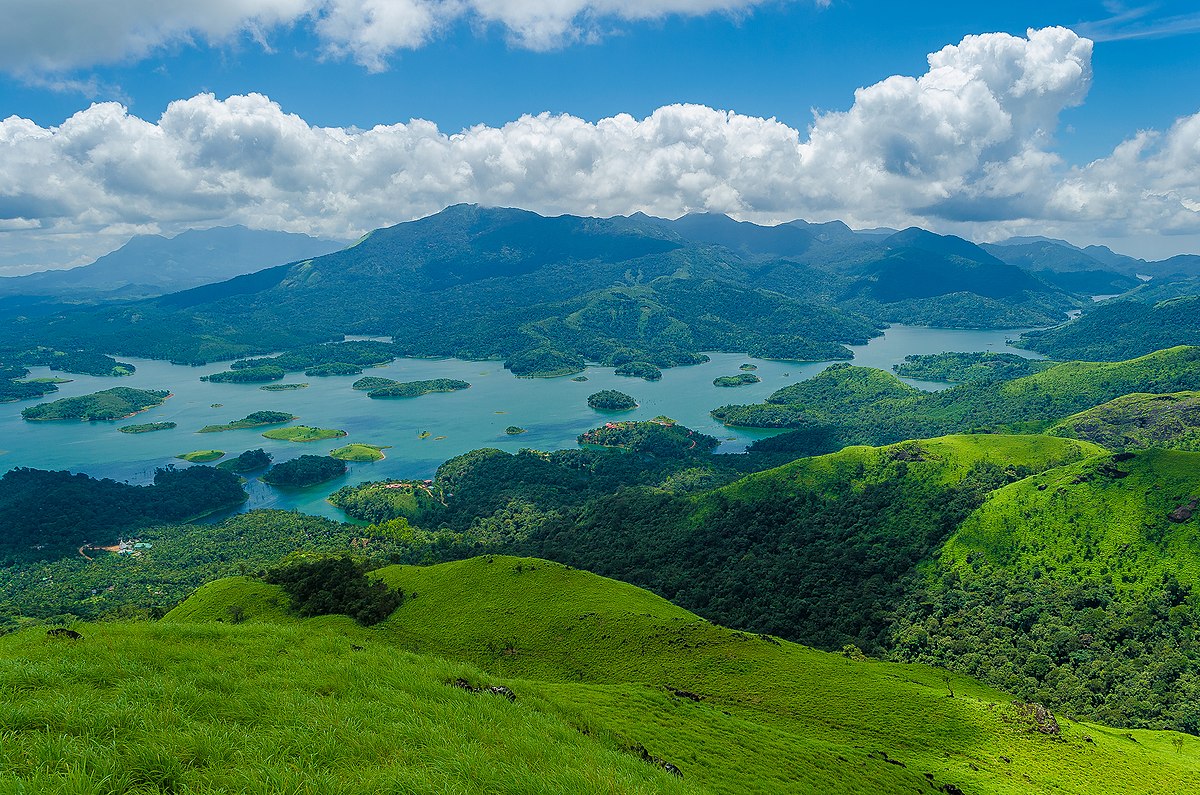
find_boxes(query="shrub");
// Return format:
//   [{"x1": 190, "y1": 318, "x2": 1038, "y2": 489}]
[{"x1": 265, "y1": 557, "x2": 402, "y2": 625}]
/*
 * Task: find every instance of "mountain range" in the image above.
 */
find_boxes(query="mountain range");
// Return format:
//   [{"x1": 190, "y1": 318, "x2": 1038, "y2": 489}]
[
  {"x1": 0, "y1": 225, "x2": 345, "y2": 303},
  {"x1": 2, "y1": 205, "x2": 1199, "y2": 371}
]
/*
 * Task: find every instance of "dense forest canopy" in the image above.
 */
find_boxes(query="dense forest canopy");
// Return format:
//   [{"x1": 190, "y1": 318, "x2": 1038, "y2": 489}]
[
  {"x1": 261, "y1": 455, "x2": 348, "y2": 487},
  {"x1": 0, "y1": 466, "x2": 246, "y2": 561}
]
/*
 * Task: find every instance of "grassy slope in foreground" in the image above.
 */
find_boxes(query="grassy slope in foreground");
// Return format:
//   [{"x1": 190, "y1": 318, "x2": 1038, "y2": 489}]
[
  {"x1": 0, "y1": 620, "x2": 686, "y2": 795},
  {"x1": 152, "y1": 556, "x2": 1200, "y2": 795},
  {"x1": 1047, "y1": 391, "x2": 1200, "y2": 451},
  {"x1": 20, "y1": 387, "x2": 170, "y2": 421}
]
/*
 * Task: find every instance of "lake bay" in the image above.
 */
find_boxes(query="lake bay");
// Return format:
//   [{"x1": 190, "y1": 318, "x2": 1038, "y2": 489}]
[{"x1": 0, "y1": 324, "x2": 1040, "y2": 520}]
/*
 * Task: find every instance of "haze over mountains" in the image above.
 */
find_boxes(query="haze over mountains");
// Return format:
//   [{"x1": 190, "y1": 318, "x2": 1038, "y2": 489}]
[{"x1": 0, "y1": 225, "x2": 346, "y2": 302}]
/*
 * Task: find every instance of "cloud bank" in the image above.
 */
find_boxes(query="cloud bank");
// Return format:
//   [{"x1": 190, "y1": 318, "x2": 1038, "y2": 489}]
[
  {"x1": 0, "y1": 0, "x2": 790, "y2": 73},
  {"x1": 1, "y1": 26, "x2": 1198, "y2": 271}
]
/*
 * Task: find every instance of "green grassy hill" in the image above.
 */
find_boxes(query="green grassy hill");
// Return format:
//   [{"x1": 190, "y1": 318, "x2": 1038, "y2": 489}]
[
  {"x1": 6, "y1": 555, "x2": 1178, "y2": 794},
  {"x1": 888, "y1": 449, "x2": 1200, "y2": 731},
  {"x1": 0, "y1": 620, "x2": 691, "y2": 795},
  {"x1": 943, "y1": 449, "x2": 1200, "y2": 586},
  {"x1": 424, "y1": 432, "x2": 1200, "y2": 733},
  {"x1": 368, "y1": 556, "x2": 1198, "y2": 794},
  {"x1": 1047, "y1": 391, "x2": 1200, "y2": 451},
  {"x1": 522, "y1": 434, "x2": 1100, "y2": 651}
]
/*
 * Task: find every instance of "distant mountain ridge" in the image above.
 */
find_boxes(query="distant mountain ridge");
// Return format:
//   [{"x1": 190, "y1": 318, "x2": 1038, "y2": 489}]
[{"x1": 0, "y1": 225, "x2": 347, "y2": 300}]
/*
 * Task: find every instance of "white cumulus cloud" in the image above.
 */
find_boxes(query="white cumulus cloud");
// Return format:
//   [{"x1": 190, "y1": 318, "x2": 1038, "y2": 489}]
[
  {"x1": 0, "y1": 0, "x2": 792, "y2": 74},
  {"x1": 0, "y1": 0, "x2": 313, "y2": 74},
  {"x1": 0, "y1": 26, "x2": 1198, "y2": 272}
]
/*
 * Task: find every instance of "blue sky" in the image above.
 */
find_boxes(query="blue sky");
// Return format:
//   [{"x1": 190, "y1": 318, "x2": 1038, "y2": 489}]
[
  {"x1": 3, "y1": 1, "x2": 1198, "y2": 162},
  {"x1": 0, "y1": 0, "x2": 1198, "y2": 270}
]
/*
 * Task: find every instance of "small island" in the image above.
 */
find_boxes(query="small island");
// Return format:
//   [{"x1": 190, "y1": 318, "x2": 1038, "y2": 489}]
[
  {"x1": 367, "y1": 379, "x2": 471, "y2": 399},
  {"x1": 571, "y1": 376, "x2": 589, "y2": 382},
  {"x1": 118, "y1": 422, "x2": 177, "y2": 434},
  {"x1": 200, "y1": 365, "x2": 286, "y2": 383},
  {"x1": 330, "y1": 443, "x2": 390, "y2": 462},
  {"x1": 305, "y1": 362, "x2": 364, "y2": 377},
  {"x1": 176, "y1": 450, "x2": 225, "y2": 463},
  {"x1": 216, "y1": 448, "x2": 273, "y2": 473},
  {"x1": 61, "y1": 352, "x2": 133, "y2": 377},
  {"x1": 260, "y1": 383, "x2": 309, "y2": 391},
  {"x1": 261, "y1": 454, "x2": 347, "y2": 487},
  {"x1": 504, "y1": 348, "x2": 585, "y2": 378},
  {"x1": 739, "y1": 363, "x2": 758, "y2": 371},
  {"x1": 21, "y1": 387, "x2": 171, "y2": 422},
  {"x1": 262, "y1": 425, "x2": 348, "y2": 443},
  {"x1": 714, "y1": 373, "x2": 762, "y2": 387},
  {"x1": 587, "y1": 390, "x2": 638, "y2": 411},
  {"x1": 579, "y1": 419, "x2": 719, "y2": 455},
  {"x1": 615, "y1": 361, "x2": 662, "y2": 381},
  {"x1": 232, "y1": 340, "x2": 397, "y2": 375},
  {"x1": 199, "y1": 411, "x2": 298, "y2": 433},
  {"x1": 505, "y1": 426, "x2": 527, "y2": 435},
  {"x1": 352, "y1": 376, "x2": 398, "y2": 391}
]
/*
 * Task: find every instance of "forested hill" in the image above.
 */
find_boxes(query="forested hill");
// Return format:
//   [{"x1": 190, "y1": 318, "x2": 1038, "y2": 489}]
[
  {"x1": 1018, "y1": 297, "x2": 1200, "y2": 361},
  {"x1": 335, "y1": 429, "x2": 1200, "y2": 733},
  {"x1": 890, "y1": 448, "x2": 1200, "y2": 732},
  {"x1": 2, "y1": 205, "x2": 1082, "y2": 372},
  {"x1": 1047, "y1": 391, "x2": 1200, "y2": 451}
]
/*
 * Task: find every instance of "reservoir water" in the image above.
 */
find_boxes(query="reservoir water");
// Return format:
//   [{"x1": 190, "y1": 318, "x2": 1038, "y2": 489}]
[{"x1": 0, "y1": 324, "x2": 1040, "y2": 520}]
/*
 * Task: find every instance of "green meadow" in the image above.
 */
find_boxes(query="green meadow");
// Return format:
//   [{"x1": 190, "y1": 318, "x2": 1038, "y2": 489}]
[{"x1": 2, "y1": 557, "x2": 1194, "y2": 794}]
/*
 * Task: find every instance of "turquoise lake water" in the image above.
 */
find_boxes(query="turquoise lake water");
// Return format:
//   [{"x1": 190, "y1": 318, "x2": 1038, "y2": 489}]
[{"x1": 0, "y1": 324, "x2": 1040, "y2": 520}]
